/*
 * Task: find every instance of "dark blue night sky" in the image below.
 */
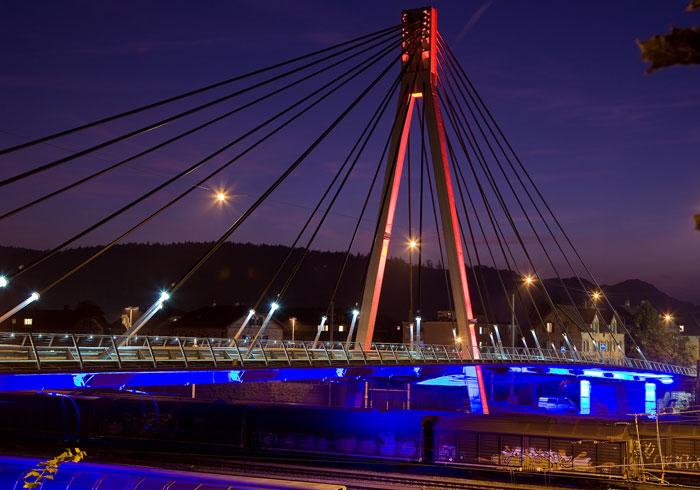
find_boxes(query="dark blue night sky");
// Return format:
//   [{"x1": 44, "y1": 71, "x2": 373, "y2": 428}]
[{"x1": 1, "y1": 1, "x2": 698, "y2": 302}]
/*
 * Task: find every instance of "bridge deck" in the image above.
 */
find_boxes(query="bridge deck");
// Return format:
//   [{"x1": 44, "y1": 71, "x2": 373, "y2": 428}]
[{"x1": 0, "y1": 333, "x2": 693, "y2": 377}]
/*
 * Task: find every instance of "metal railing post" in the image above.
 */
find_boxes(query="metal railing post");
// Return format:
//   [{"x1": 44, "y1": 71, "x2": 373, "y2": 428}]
[
  {"x1": 144, "y1": 337, "x2": 157, "y2": 368},
  {"x1": 321, "y1": 342, "x2": 332, "y2": 365},
  {"x1": 280, "y1": 340, "x2": 292, "y2": 366},
  {"x1": 27, "y1": 334, "x2": 41, "y2": 370},
  {"x1": 374, "y1": 345, "x2": 384, "y2": 365},
  {"x1": 111, "y1": 336, "x2": 123, "y2": 369},
  {"x1": 301, "y1": 342, "x2": 313, "y2": 366},
  {"x1": 232, "y1": 338, "x2": 245, "y2": 367},
  {"x1": 71, "y1": 334, "x2": 84, "y2": 370},
  {"x1": 205, "y1": 338, "x2": 218, "y2": 367},
  {"x1": 176, "y1": 338, "x2": 188, "y2": 368},
  {"x1": 357, "y1": 343, "x2": 367, "y2": 365},
  {"x1": 390, "y1": 345, "x2": 399, "y2": 364}
]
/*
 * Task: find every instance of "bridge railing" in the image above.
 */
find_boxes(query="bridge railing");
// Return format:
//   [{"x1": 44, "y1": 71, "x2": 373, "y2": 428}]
[{"x1": 0, "y1": 332, "x2": 693, "y2": 377}]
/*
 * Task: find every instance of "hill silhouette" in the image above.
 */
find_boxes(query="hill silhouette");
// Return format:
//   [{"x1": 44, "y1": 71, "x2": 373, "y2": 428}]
[{"x1": 1, "y1": 242, "x2": 696, "y2": 330}]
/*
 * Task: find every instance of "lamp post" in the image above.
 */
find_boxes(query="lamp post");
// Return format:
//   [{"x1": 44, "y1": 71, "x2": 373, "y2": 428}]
[
  {"x1": 290, "y1": 317, "x2": 296, "y2": 342},
  {"x1": 511, "y1": 274, "x2": 536, "y2": 348},
  {"x1": 407, "y1": 239, "x2": 418, "y2": 324}
]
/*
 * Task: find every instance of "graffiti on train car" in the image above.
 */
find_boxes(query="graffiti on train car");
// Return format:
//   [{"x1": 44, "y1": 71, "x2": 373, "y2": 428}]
[{"x1": 641, "y1": 440, "x2": 700, "y2": 472}]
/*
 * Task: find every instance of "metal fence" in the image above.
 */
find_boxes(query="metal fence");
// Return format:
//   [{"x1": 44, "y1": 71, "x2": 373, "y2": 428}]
[{"x1": 0, "y1": 332, "x2": 694, "y2": 377}]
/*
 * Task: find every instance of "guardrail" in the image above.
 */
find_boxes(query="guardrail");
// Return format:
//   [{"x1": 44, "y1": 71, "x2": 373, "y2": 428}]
[{"x1": 0, "y1": 332, "x2": 694, "y2": 377}]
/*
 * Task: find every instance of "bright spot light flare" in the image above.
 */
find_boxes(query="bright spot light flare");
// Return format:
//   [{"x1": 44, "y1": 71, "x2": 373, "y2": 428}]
[
  {"x1": 0, "y1": 292, "x2": 40, "y2": 325},
  {"x1": 214, "y1": 189, "x2": 229, "y2": 203},
  {"x1": 523, "y1": 274, "x2": 536, "y2": 286},
  {"x1": 0, "y1": 276, "x2": 8, "y2": 288}
]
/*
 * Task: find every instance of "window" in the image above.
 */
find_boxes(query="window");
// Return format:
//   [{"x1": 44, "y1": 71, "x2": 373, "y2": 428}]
[
  {"x1": 323, "y1": 325, "x2": 329, "y2": 332},
  {"x1": 479, "y1": 327, "x2": 483, "y2": 335},
  {"x1": 23, "y1": 318, "x2": 32, "y2": 326},
  {"x1": 592, "y1": 316, "x2": 599, "y2": 333},
  {"x1": 679, "y1": 325, "x2": 685, "y2": 333},
  {"x1": 546, "y1": 322, "x2": 553, "y2": 333},
  {"x1": 338, "y1": 325, "x2": 344, "y2": 332},
  {"x1": 583, "y1": 340, "x2": 589, "y2": 352},
  {"x1": 11, "y1": 318, "x2": 16, "y2": 325},
  {"x1": 610, "y1": 318, "x2": 617, "y2": 334}
]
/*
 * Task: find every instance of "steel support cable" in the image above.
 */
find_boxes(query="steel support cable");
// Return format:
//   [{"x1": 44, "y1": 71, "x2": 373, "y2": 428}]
[
  {"x1": 440, "y1": 85, "x2": 564, "y2": 344},
  {"x1": 296, "y1": 42, "x2": 416, "y2": 315},
  {"x1": 444, "y1": 136, "x2": 493, "y2": 325},
  {"x1": 417, "y1": 99, "x2": 425, "y2": 315},
  {"x1": 439, "y1": 55, "x2": 601, "y2": 351},
  {"x1": 324, "y1": 82, "x2": 415, "y2": 313},
  {"x1": 439, "y1": 48, "x2": 623, "y2": 355},
  {"x1": 0, "y1": 24, "x2": 406, "y2": 157},
  {"x1": 439, "y1": 86, "x2": 545, "y2": 334},
  {"x1": 440, "y1": 82, "x2": 527, "y2": 325},
  {"x1": 355, "y1": 49, "x2": 423, "y2": 307},
  {"x1": 450, "y1": 129, "x2": 520, "y2": 331},
  {"x1": 420, "y1": 123, "x2": 457, "y2": 330},
  {"x1": 0, "y1": 33, "x2": 402, "y2": 223},
  {"x1": 275, "y1": 77, "x2": 399, "y2": 305},
  {"x1": 441, "y1": 56, "x2": 601, "y2": 350},
  {"x1": 0, "y1": 28, "x2": 406, "y2": 189},
  {"x1": 439, "y1": 38, "x2": 637, "y2": 356},
  {"x1": 167, "y1": 47, "x2": 402, "y2": 297},
  {"x1": 406, "y1": 109, "x2": 414, "y2": 318},
  {"x1": 25, "y1": 38, "x2": 403, "y2": 292},
  {"x1": 441, "y1": 82, "x2": 596, "y2": 354},
  {"x1": 252, "y1": 73, "x2": 401, "y2": 312}
]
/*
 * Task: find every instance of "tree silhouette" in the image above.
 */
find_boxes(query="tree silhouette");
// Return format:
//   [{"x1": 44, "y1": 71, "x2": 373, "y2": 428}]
[{"x1": 638, "y1": 0, "x2": 700, "y2": 73}]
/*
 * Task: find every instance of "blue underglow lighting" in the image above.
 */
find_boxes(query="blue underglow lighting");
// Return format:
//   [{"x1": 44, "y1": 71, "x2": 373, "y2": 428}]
[
  {"x1": 645, "y1": 382, "x2": 656, "y2": 415},
  {"x1": 72, "y1": 373, "x2": 90, "y2": 387},
  {"x1": 335, "y1": 368, "x2": 347, "y2": 378},
  {"x1": 580, "y1": 379, "x2": 591, "y2": 415},
  {"x1": 507, "y1": 366, "x2": 673, "y2": 384},
  {"x1": 227, "y1": 370, "x2": 242, "y2": 383}
]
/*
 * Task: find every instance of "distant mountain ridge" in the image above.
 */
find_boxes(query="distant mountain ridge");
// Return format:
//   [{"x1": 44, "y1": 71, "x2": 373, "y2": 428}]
[{"x1": 0, "y1": 242, "x2": 696, "y2": 326}]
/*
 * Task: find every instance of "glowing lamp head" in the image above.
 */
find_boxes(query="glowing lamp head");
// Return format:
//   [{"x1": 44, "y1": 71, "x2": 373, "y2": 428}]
[
  {"x1": 214, "y1": 189, "x2": 228, "y2": 203},
  {"x1": 415, "y1": 316, "x2": 422, "y2": 323},
  {"x1": 270, "y1": 302, "x2": 279, "y2": 311},
  {"x1": 0, "y1": 276, "x2": 8, "y2": 288},
  {"x1": 591, "y1": 291, "x2": 602, "y2": 302},
  {"x1": 455, "y1": 336, "x2": 462, "y2": 343},
  {"x1": 248, "y1": 309, "x2": 255, "y2": 316},
  {"x1": 30, "y1": 292, "x2": 40, "y2": 302},
  {"x1": 352, "y1": 309, "x2": 360, "y2": 317},
  {"x1": 321, "y1": 315, "x2": 327, "y2": 322},
  {"x1": 159, "y1": 291, "x2": 170, "y2": 302},
  {"x1": 408, "y1": 239, "x2": 418, "y2": 250},
  {"x1": 523, "y1": 274, "x2": 536, "y2": 286},
  {"x1": 662, "y1": 313, "x2": 673, "y2": 323}
]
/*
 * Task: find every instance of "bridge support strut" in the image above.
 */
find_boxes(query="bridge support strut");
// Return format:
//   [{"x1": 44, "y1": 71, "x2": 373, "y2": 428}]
[{"x1": 354, "y1": 9, "x2": 487, "y2": 414}]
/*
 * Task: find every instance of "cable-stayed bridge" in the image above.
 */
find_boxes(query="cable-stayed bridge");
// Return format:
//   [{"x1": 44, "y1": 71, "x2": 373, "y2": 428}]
[{"x1": 0, "y1": 8, "x2": 693, "y2": 417}]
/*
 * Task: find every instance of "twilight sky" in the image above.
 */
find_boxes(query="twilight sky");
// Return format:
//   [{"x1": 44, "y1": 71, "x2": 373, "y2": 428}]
[{"x1": 1, "y1": 1, "x2": 699, "y2": 303}]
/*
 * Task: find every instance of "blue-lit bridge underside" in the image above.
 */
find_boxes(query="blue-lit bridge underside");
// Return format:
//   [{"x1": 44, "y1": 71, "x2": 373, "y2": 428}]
[{"x1": 0, "y1": 332, "x2": 691, "y2": 392}]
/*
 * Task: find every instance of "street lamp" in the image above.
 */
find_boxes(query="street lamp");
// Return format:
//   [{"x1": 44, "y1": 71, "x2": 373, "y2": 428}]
[
  {"x1": 662, "y1": 312, "x2": 673, "y2": 324},
  {"x1": 407, "y1": 238, "x2": 418, "y2": 329},
  {"x1": 0, "y1": 275, "x2": 8, "y2": 288},
  {"x1": 509, "y1": 274, "x2": 537, "y2": 348},
  {"x1": 591, "y1": 291, "x2": 602, "y2": 303},
  {"x1": 213, "y1": 189, "x2": 229, "y2": 204}
]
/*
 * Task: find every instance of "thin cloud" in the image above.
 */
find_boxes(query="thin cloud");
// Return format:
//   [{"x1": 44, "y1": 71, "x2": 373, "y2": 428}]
[{"x1": 456, "y1": 1, "x2": 493, "y2": 41}]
